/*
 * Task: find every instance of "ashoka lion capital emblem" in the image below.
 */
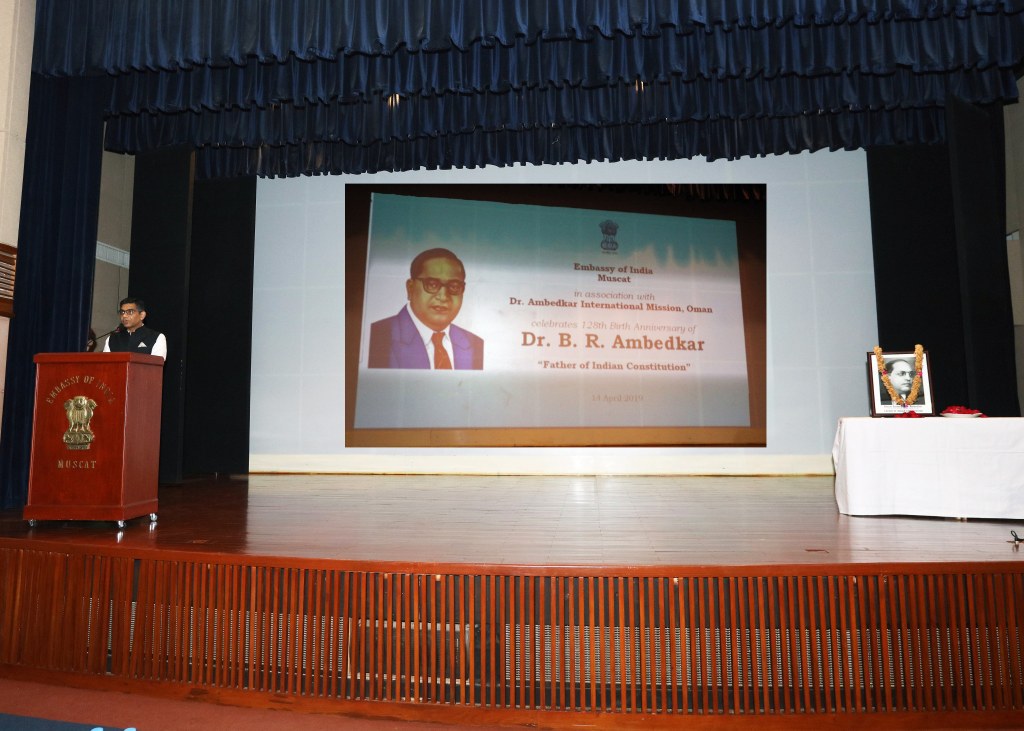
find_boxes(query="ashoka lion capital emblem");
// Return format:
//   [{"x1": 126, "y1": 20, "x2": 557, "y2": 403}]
[
  {"x1": 63, "y1": 395, "x2": 97, "y2": 450},
  {"x1": 599, "y1": 219, "x2": 619, "y2": 252}
]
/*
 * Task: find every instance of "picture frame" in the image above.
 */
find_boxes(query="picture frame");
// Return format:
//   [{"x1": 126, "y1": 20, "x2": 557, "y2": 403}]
[{"x1": 867, "y1": 349, "x2": 934, "y2": 417}]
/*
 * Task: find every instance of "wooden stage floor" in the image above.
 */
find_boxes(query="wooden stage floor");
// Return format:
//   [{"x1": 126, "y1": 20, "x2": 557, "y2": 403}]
[
  {"x1": 1, "y1": 474, "x2": 1021, "y2": 570},
  {"x1": 2, "y1": 475, "x2": 1023, "y2": 729}
]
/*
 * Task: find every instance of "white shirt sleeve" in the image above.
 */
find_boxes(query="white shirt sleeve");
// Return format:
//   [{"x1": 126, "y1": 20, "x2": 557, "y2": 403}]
[{"x1": 152, "y1": 333, "x2": 168, "y2": 360}]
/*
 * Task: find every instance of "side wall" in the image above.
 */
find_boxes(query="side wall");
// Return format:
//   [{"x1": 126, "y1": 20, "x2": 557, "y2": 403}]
[
  {"x1": 90, "y1": 151, "x2": 133, "y2": 337},
  {"x1": 1003, "y1": 77, "x2": 1024, "y2": 414},
  {"x1": 250, "y1": 151, "x2": 876, "y2": 474},
  {"x1": 0, "y1": 0, "x2": 34, "y2": 439}
]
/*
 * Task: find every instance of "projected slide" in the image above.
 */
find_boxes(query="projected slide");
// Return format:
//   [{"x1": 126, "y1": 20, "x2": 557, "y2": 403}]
[{"x1": 353, "y1": 194, "x2": 750, "y2": 431}]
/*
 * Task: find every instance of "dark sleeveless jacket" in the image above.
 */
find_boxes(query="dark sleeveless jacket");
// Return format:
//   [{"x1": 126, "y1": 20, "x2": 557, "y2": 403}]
[{"x1": 106, "y1": 325, "x2": 162, "y2": 355}]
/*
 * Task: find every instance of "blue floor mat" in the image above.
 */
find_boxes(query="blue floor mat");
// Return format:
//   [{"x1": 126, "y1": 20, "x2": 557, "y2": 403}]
[{"x1": 0, "y1": 714, "x2": 131, "y2": 731}]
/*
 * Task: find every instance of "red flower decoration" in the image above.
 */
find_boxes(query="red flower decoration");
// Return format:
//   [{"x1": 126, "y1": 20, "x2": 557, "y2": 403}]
[{"x1": 942, "y1": 405, "x2": 981, "y2": 415}]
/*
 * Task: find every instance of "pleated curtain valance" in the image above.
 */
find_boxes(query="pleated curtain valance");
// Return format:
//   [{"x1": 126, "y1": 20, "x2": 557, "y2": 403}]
[{"x1": 31, "y1": 0, "x2": 1024, "y2": 176}]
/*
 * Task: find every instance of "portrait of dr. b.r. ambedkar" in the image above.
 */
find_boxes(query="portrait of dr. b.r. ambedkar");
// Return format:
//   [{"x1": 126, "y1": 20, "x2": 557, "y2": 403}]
[
  {"x1": 368, "y1": 248, "x2": 484, "y2": 370},
  {"x1": 879, "y1": 357, "x2": 926, "y2": 405}
]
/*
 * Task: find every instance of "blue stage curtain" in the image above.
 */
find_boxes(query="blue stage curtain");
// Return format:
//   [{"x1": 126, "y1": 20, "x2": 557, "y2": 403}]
[
  {"x1": 29, "y1": 0, "x2": 1024, "y2": 175},
  {"x1": 30, "y1": 1, "x2": 1024, "y2": 76},
  {"x1": 0, "y1": 75, "x2": 108, "y2": 509},
  {"x1": 103, "y1": 68, "x2": 1010, "y2": 147},
  {"x1": 184, "y1": 106, "x2": 947, "y2": 178}
]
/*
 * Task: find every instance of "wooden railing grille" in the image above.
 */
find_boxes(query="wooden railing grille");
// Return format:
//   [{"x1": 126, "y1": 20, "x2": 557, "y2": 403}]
[
  {"x1": 1, "y1": 549, "x2": 1021, "y2": 716},
  {"x1": 0, "y1": 243, "x2": 15, "y2": 317}
]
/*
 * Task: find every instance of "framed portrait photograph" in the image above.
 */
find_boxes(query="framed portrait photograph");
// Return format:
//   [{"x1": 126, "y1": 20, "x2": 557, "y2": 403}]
[{"x1": 867, "y1": 349, "x2": 934, "y2": 417}]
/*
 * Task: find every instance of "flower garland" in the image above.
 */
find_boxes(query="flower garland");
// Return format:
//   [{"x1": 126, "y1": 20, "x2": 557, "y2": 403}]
[{"x1": 873, "y1": 344, "x2": 924, "y2": 407}]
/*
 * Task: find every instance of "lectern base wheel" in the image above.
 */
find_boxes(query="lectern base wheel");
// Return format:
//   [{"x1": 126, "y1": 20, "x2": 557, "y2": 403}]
[
  {"x1": 116, "y1": 520, "x2": 126, "y2": 529},
  {"x1": 149, "y1": 513, "x2": 158, "y2": 522},
  {"x1": 27, "y1": 519, "x2": 37, "y2": 528}
]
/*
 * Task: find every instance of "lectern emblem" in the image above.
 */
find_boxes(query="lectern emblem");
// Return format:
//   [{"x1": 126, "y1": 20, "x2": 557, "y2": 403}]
[{"x1": 63, "y1": 395, "x2": 97, "y2": 450}]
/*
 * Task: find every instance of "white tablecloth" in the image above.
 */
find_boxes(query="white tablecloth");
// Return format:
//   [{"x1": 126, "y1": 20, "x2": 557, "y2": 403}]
[{"x1": 832, "y1": 416, "x2": 1024, "y2": 519}]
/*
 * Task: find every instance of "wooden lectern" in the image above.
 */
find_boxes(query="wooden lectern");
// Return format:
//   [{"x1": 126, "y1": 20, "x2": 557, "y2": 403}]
[{"x1": 24, "y1": 352, "x2": 164, "y2": 526}]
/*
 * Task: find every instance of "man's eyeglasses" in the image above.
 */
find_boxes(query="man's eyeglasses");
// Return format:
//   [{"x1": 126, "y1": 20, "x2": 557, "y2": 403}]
[
  {"x1": 118, "y1": 309, "x2": 138, "y2": 316},
  {"x1": 890, "y1": 370, "x2": 913, "y2": 378},
  {"x1": 415, "y1": 277, "x2": 465, "y2": 296}
]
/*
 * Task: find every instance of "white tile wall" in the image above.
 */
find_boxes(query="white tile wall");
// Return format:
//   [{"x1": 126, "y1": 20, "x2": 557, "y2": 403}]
[{"x1": 251, "y1": 150, "x2": 876, "y2": 473}]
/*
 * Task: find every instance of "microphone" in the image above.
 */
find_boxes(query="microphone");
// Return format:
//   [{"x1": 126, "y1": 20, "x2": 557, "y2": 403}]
[{"x1": 86, "y1": 325, "x2": 120, "y2": 350}]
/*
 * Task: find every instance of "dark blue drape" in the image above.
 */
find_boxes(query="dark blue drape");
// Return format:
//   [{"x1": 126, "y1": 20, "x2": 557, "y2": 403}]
[
  {"x1": 188, "y1": 107, "x2": 949, "y2": 177},
  {"x1": 0, "y1": 76, "x2": 108, "y2": 509},
  {"x1": 29, "y1": 0, "x2": 1024, "y2": 176},
  {"x1": 30, "y1": 1, "x2": 1024, "y2": 75}
]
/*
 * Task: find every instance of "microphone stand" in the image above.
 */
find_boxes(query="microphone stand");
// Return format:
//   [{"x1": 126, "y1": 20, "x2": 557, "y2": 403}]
[{"x1": 88, "y1": 327, "x2": 120, "y2": 352}]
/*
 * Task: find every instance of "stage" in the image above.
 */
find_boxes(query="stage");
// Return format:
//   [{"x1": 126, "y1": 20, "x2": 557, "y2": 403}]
[{"x1": 1, "y1": 475, "x2": 1022, "y2": 729}]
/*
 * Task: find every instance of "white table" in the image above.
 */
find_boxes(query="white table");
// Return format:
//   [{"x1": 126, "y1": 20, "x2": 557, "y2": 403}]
[{"x1": 832, "y1": 416, "x2": 1024, "y2": 519}]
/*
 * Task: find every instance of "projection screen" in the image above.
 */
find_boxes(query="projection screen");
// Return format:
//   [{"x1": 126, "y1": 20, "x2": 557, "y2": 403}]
[{"x1": 345, "y1": 184, "x2": 765, "y2": 447}]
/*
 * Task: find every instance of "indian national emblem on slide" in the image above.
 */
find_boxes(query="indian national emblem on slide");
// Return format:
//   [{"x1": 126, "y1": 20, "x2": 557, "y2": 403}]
[
  {"x1": 599, "y1": 219, "x2": 619, "y2": 252},
  {"x1": 63, "y1": 395, "x2": 97, "y2": 450}
]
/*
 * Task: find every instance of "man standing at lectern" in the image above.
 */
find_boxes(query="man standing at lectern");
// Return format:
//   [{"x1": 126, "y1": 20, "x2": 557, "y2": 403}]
[
  {"x1": 368, "y1": 248, "x2": 484, "y2": 369},
  {"x1": 103, "y1": 297, "x2": 167, "y2": 361}
]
